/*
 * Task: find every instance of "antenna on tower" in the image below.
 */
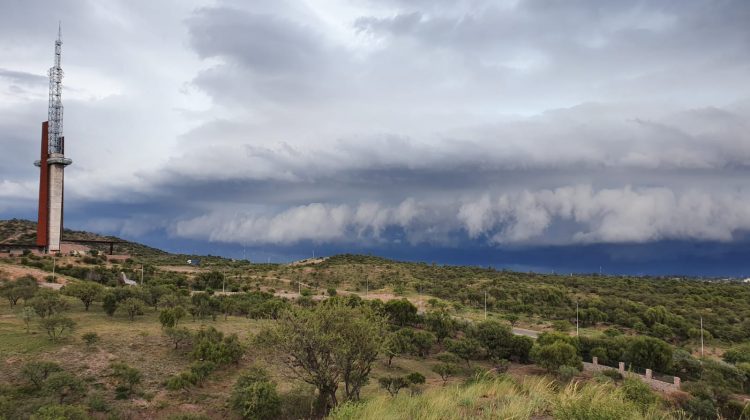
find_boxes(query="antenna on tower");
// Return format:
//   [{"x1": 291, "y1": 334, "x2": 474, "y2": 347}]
[{"x1": 48, "y1": 21, "x2": 64, "y2": 155}]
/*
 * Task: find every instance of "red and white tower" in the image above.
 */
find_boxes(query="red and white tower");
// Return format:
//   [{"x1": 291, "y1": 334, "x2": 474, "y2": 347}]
[{"x1": 34, "y1": 24, "x2": 72, "y2": 253}]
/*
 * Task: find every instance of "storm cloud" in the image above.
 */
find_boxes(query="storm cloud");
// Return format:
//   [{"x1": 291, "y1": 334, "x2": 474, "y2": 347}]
[{"x1": 1, "y1": 0, "x2": 749, "y2": 272}]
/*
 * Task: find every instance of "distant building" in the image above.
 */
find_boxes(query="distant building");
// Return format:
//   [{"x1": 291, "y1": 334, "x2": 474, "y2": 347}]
[
  {"x1": 744, "y1": 278, "x2": 750, "y2": 284},
  {"x1": 187, "y1": 258, "x2": 201, "y2": 266}
]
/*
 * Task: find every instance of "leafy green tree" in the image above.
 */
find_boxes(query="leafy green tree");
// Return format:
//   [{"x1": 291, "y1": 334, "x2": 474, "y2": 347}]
[
  {"x1": 44, "y1": 372, "x2": 86, "y2": 404},
  {"x1": 410, "y1": 330, "x2": 436, "y2": 357},
  {"x1": 509, "y1": 335, "x2": 534, "y2": 363},
  {"x1": 383, "y1": 329, "x2": 416, "y2": 366},
  {"x1": 469, "y1": 320, "x2": 514, "y2": 360},
  {"x1": 625, "y1": 336, "x2": 672, "y2": 372},
  {"x1": 424, "y1": 310, "x2": 456, "y2": 342},
  {"x1": 0, "y1": 275, "x2": 38, "y2": 308},
  {"x1": 257, "y1": 300, "x2": 386, "y2": 414},
  {"x1": 119, "y1": 297, "x2": 146, "y2": 321},
  {"x1": 159, "y1": 308, "x2": 176, "y2": 328},
  {"x1": 165, "y1": 327, "x2": 193, "y2": 349},
  {"x1": 723, "y1": 343, "x2": 750, "y2": 364},
  {"x1": 102, "y1": 291, "x2": 118, "y2": 316},
  {"x1": 191, "y1": 327, "x2": 244, "y2": 365},
  {"x1": 445, "y1": 337, "x2": 484, "y2": 366},
  {"x1": 230, "y1": 369, "x2": 282, "y2": 420},
  {"x1": 22, "y1": 361, "x2": 62, "y2": 390},
  {"x1": 432, "y1": 361, "x2": 458, "y2": 385},
  {"x1": 504, "y1": 313, "x2": 520, "y2": 327},
  {"x1": 384, "y1": 298, "x2": 417, "y2": 326},
  {"x1": 28, "y1": 289, "x2": 68, "y2": 318},
  {"x1": 62, "y1": 281, "x2": 103, "y2": 311},
  {"x1": 378, "y1": 375, "x2": 409, "y2": 396},
  {"x1": 530, "y1": 341, "x2": 582, "y2": 373},
  {"x1": 39, "y1": 315, "x2": 76, "y2": 342}
]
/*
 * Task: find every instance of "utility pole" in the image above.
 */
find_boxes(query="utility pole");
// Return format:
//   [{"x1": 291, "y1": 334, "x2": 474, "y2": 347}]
[
  {"x1": 140, "y1": 264, "x2": 144, "y2": 285},
  {"x1": 576, "y1": 301, "x2": 579, "y2": 337},
  {"x1": 52, "y1": 256, "x2": 56, "y2": 282},
  {"x1": 366, "y1": 277, "x2": 369, "y2": 297},
  {"x1": 700, "y1": 316, "x2": 704, "y2": 357}
]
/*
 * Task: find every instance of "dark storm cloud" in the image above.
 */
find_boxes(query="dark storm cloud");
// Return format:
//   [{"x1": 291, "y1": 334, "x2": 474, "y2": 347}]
[{"x1": 2, "y1": 0, "x2": 750, "y2": 273}]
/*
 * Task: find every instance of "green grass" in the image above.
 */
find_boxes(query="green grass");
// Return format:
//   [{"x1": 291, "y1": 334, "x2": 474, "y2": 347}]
[{"x1": 330, "y1": 375, "x2": 680, "y2": 420}]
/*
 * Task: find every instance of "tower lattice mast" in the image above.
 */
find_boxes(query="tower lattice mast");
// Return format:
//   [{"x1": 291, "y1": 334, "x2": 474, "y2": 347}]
[{"x1": 48, "y1": 22, "x2": 64, "y2": 154}]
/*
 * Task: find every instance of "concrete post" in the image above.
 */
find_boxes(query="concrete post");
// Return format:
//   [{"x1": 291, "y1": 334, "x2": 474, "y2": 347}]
[
  {"x1": 592, "y1": 357, "x2": 598, "y2": 366},
  {"x1": 618, "y1": 362, "x2": 625, "y2": 374},
  {"x1": 645, "y1": 369, "x2": 652, "y2": 379},
  {"x1": 674, "y1": 376, "x2": 681, "y2": 387}
]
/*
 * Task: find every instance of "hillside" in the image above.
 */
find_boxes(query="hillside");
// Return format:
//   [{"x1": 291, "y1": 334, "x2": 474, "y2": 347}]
[
  {"x1": 0, "y1": 218, "x2": 168, "y2": 257},
  {"x1": 0, "y1": 223, "x2": 749, "y2": 418}
]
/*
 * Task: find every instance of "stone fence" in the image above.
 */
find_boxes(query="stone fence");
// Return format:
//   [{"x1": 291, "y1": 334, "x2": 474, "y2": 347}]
[{"x1": 583, "y1": 357, "x2": 680, "y2": 393}]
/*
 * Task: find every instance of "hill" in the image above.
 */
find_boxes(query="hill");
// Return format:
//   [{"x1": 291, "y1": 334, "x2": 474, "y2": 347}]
[{"x1": 0, "y1": 218, "x2": 167, "y2": 257}]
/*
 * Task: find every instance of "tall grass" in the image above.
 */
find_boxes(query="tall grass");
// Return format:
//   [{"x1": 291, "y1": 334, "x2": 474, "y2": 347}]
[{"x1": 329, "y1": 375, "x2": 680, "y2": 420}]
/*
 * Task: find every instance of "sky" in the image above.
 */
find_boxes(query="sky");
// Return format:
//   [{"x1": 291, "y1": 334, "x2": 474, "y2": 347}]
[{"x1": 1, "y1": 0, "x2": 749, "y2": 276}]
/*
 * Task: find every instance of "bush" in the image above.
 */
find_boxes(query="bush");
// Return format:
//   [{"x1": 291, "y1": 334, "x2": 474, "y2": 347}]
[
  {"x1": 530, "y1": 341, "x2": 582, "y2": 373},
  {"x1": 110, "y1": 362, "x2": 142, "y2": 399},
  {"x1": 327, "y1": 287, "x2": 337, "y2": 296},
  {"x1": 620, "y1": 378, "x2": 658, "y2": 411},
  {"x1": 378, "y1": 376, "x2": 410, "y2": 396},
  {"x1": 39, "y1": 315, "x2": 76, "y2": 342},
  {"x1": 44, "y1": 372, "x2": 86, "y2": 404},
  {"x1": 30, "y1": 404, "x2": 88, "y2": 420},
  {"x1": 557, "y1": 365, "x2": 579, "y2": 382},
  {"x1": 82, "y1": 332, "x2": 100, "y2": 347},
  {"x1": 231, "y1": 367, "x2": 282, "y2": 420},
  {"x1": 22, "y1": 361, "x2": 63, "y2": 389},
  {"x1": 723, "y1": 343, "x2": 750, "y2": 364}
]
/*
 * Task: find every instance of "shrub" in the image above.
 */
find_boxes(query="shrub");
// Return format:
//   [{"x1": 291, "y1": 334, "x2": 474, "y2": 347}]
[
  {"x1": 557, "y1": 365, "x2": 579, "y2": 382},
  {"x1": 119, "y1": 297, "x2": 146, "y2": 321},
  {"x1": 82, "y1": 332, "x2": 100, "y2": 347},
  {"x1": 230, "y1": 367, "x2": 281, "y2": 420},
  {"x1": 432, "y1": 362, "x2": 459, "y2": 385},
  {"x1": 159, "y1": 309, "x2": 176, "y2": 328},
  {"x1": 39, "y1": 315, "x2": 76, "y2": 342},
  {"x1": 22, "y1": 361, "x2": 63, "y2": 389},
  {"x1": 723, "y1": 343, "x2": 750, "y2": 364},
  {"x1": 620, "y1": 378, "x2": 658, "y2": 411},
  {"x1": 531, "y1": 341, "x2": 582, "y2": 373},
  {"x1": 378, "y1": 375, "x2": 410, "y2": 396},
  {"x1": 110, "y1": 362, "x2": 142, "y2": 399},
  {"x1": 327, "y1": 287, "x2": 337, "y2": 296},
  {"x1": 44, "y1": 372, "x2": 86, "y2": 404},
  {"x1": 189, "y1": 361, "x2": 217, "y2": 386},
  {"x1": 30, "y1": 404, "x2": 88, "y2": 420}
]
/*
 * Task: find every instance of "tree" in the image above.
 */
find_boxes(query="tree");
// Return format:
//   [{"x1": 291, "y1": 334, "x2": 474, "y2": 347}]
[
  {"x1": 28, "y1": 289, "x2": 68, "y2": 318},
  {"x1": 469, "y1": 320, "x2": 514, "y2": 360},
  {"x1": 39, "y1": 315, "x2": 76, "y2": 342},
  {"x1": 256, "y1": 300, "x2": 386, "y2": 415},
  {"x1": 504, "y1": 313, "x2": 520, "y2": 327},
  {"x1": 432, "y1": 361, "x2": 458, "y2": 385},
  {"x1": 410, "y1": 330, "x2": 436, "y2": 357},
  {"x1": 530, "y1": 341, "x2": 582, "y2": 373},
  {"x1": 509, "y1": 335, "x2": 534, "y2": 363},
  {"x1": 159, "y1": 308, "x2": 176, "y2": 328},
  {"x1": 723, "y1": 343, "x2": 750, "y2": 364},
  {"x1": 1, "y1": 275, "x2": 38, "y2": 308},
  {"x1": 110, "y1": 362, "x2": 142, "y2": 398},
  {"x1": 378, "y1": 375, "x2": 409, "y2": 396},
  {"x1": 119, "y1": 297, "x2": 145, "y2": 321},
  {"x1": 19, "y1": 306, "x2": 36, "y2": 333},
  {"x1": 384, "y1": 298, "x2": 418, "y2": 326},
  {"x1": 383, "y1": 329, "x2": 416, "y2": 367},
  {"x1": 445, "y1": 337, "x2": 484, "y2": 367},
  {"x1": 626, "y1": 336, "x2": 672, "y2": 372},
  {"x1": 102, "y1": 292, "x2": 118, "y2": 316},
  {"x1": 165, "y1": 327, "x2": 193, "y2": 349},
  {"x1": 62, "y1": 282, "x2": 103, "y2": 311},
  {"x1": 22, "y1": 361, "x2": 62, "y2": 390},
  {"x1": 44, "y1": 372, "x2": 86, "y2": 404},
  {"x1": 189, "y1": 361, "x2": 217, "y2": 386},
  {"x1": 230, "y1": 368, "x2": 282, "y2": 420},
  {"x1": 191, "y1": 327, "x2": 244, "y2": 365},
  {"x1": 424, "y1": 310, "x2": 456, "y2": 342}
]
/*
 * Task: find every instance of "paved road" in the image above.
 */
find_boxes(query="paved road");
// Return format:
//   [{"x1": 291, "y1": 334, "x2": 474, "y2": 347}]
[{"x1": 512, "y1": 327, "x2": 540, "y2": 338}]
